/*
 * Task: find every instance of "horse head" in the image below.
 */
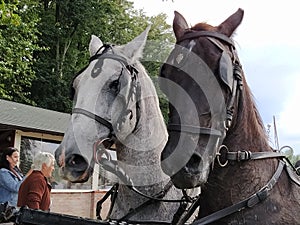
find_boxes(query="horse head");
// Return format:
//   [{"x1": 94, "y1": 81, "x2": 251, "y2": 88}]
[
  {"x1": 55, "y1": 27, "x2": 150, "y2": 183},
  {"x1": 159, "y1": 9, "x2": 244, "y2": 188}
]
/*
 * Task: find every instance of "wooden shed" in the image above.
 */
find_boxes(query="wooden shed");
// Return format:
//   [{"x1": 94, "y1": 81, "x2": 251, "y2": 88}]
[{"x1": 0, "y1": 99, "x2": 110, "y2": 218}]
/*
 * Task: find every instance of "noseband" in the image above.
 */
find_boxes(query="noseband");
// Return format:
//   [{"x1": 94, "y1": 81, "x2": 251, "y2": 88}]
[{"x1": 167, "y1": 31, "x2": 243, "y2": 139}]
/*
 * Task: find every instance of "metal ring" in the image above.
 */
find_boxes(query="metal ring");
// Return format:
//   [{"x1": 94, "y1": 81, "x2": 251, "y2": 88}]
[
  {"x1": 93, "y1": 138, "x2": 112, "y2": 164},
  {"x1": 217, "y1": 145, "x2": 229, "y2": 167}
]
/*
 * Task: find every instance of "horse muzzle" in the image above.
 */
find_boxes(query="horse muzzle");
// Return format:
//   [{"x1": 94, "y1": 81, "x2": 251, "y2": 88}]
[
  {"x1": 55, "y1": 145, "x2": 93, "y2": 183},
  {"x1": 162, "y1": 152, "x2": 210, "y2": 189}
]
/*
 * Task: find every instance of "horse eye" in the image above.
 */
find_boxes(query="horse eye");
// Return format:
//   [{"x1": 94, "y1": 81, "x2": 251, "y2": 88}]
[{"x1": 109, "y1": 80, "x2": 119, "y2": 92}]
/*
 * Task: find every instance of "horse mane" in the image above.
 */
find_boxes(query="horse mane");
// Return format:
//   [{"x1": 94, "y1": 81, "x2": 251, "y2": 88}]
[{"x1": 234, "y1": 71, "x2": 270, "y2": 149}]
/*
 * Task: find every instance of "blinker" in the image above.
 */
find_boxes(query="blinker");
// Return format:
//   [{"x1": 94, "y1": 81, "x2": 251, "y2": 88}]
[{"x1": 219, "y1": 51, "x2": 234, "y2": 93}]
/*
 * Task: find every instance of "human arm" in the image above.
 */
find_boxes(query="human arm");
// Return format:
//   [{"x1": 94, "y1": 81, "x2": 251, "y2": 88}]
[{"x1": 0, "y1": 169, "x2": 22, "y2": 193}]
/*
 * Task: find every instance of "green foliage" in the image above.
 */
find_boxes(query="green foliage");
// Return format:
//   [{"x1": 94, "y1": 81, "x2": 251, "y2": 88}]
[
  {"x1": 29, "y1": 0, "x2": 174, "y2": 113},
  {"x1": 0, "y1": 0, "x2": 21, "y2": 26},
  {"x1": 0, "y1": 0, "x2": 175, "y2": 117},
  {"x1": 143, "y1": 13, "x2": 175, "y2": 121},
  {"x1": 289, "y1": 153, "x2": 300, "y2": 166},
  {"x1": 0, "y1": 0, "x2": 42, "y2": 104}
]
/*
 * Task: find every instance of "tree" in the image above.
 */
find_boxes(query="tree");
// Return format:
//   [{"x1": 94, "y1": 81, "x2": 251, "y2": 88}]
[
  {"x1": 0, "y1": 0, "x2": 174, "y2": 118},
  {"x1": 143, "y1": 13, "x2": 175, "y2": 122},
  {"x1": 0, "y1": 0, "x2": 42, "y2": 104},
  {"x1": 30, "y1": 0, "x2": 174, "y2": 114},
  {"x1": 289, "y1": 153, "x2": 300, "y2": 166}
]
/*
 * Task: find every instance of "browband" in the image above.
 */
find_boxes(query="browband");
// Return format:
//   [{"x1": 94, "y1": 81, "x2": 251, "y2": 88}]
[{"x1": 176, "y1": 30, "x2": 235, "y2": 47}]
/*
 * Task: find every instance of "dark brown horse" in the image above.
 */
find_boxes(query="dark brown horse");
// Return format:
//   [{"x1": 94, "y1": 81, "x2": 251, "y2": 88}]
[{"x1": 159, "y1": 8, "x2": 300, "y2": 224}]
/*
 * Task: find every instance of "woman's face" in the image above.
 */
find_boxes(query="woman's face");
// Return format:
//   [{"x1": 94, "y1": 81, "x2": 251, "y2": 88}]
[{"x1": 7, "y1": 151, "x2": 19, "y2": 168}]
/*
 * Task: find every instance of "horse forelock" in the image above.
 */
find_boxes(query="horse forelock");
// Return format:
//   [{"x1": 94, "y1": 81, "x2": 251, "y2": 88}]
[{"x1": 191, "y1": 22, "x2": 216, "y2": 32}]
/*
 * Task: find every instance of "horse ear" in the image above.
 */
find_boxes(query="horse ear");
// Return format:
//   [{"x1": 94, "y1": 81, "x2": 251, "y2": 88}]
[
  {"x1": 89, "y1": 35, "x2": 103, "y2": 57},
  {"x1": 217, "y1": 8, "x2": 244, "y2": 37},
  {"x1": 123, "y1": 26, "x2": 151, "y2": 62},
  {"x1": 173, "y1": 11, "x2": 189, "y2": 40}
]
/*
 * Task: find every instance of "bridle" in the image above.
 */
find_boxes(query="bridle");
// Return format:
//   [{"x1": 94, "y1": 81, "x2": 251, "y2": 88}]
[
  {"x1": 70, "y1": 45, "x2": 197, "y2": 224},
  {"x1": 166, "y1": 30, "x2": 243, "y2": 141},
  {"x1": 71, "y1": 44, "x2": 139, "y2": 141}
]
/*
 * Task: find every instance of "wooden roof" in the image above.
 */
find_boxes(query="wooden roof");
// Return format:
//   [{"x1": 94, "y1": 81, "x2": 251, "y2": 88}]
[{"x1": 0, "y1": 99, "x2": 70, "y2": 135}]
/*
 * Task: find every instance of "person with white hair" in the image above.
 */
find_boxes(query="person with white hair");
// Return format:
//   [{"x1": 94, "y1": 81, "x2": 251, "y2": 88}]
[{"x1": 17, "y1": 152, "x2": 55, "y2": 211}]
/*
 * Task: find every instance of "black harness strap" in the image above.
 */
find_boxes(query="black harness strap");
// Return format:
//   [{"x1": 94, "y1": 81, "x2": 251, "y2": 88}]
[
  {"x1": 96, "y1": 183, "x2": 119, "y2": 220},
  {"x1": 192, "y1": 160, "x2": 285, "y2": 225},
  {"x1": 167, "y1": 124, "x2": 222, "y2": 137},
  {"x1": 117, "y1": 181, "x2": 174, "y2": 222},
  {"x1": 176, "y1": 31, "x2": 235, "y2": 47},
  {"x1": 226, "y1": 150, "x2": 286, "y2": 161},
  {"x1": 72, "y1": 108, "x2": 113, "y2": 132}
]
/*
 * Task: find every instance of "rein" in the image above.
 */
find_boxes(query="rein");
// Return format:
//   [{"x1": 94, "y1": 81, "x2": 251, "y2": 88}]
[
  {"x1": 193, "y1": 158, "x2": 285, "y2": 225},
  {"x1": 93, "y1": 140, "x2": 194, "y2": 223},
  {"x1": 192, "y1": 150, "x2": 300, "y2": 225}
]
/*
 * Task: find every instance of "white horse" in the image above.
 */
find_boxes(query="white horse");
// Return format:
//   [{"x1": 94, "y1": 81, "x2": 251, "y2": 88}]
[{"x1": 55, "y1": 27, "x2": 182, "y2": 223}]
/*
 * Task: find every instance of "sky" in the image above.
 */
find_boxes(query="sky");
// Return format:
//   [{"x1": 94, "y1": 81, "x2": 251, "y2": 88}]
[{"x1": 132, "y1": 0, "x2": 300, "y2": 155}]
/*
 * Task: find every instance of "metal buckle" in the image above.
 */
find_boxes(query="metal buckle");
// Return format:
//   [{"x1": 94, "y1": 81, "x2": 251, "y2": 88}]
[{"x1": 217, "y1": 145, "x2": 229, "y2": 167}]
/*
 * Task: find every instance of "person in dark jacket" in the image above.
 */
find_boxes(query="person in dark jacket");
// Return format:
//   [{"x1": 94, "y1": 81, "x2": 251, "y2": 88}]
[
  {"x1": 17, "y1": 152, "x2": 55, "y2": 211},
  {"x1": 0, "y1": 147, "x2": 32, "y2": 206}
]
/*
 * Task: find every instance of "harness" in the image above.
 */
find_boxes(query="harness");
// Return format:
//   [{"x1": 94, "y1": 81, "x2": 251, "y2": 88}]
[
  {"x1": 71, "y1": 38, "x2": 300, "y2": 225},
  {"x1": 164, "y1": 30, "x2": 300, "y2": 225},
  {"x1": 93, "y1": 140, "x2": 192, "y2": 224}
]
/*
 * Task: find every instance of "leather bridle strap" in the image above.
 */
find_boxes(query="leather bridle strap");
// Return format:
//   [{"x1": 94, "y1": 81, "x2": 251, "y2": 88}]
[
  {"x1": 117, "y1": 180, "x2": 174, "y2": 221},
  {"x1": 192, "y1": 160, "x2": 285, "y2": 225},
  {"x1": 167, "y1": 124, "x2": 223, "y2": 137},
  {"x1": 226, "y1": 150, "x2": 286, "y2": 161},
  {"x1": 176, "y1": 31, "x2": 235, "y2": 47},
  {"x1": 89, "y1": 49, "x2": 129, "y2": 67},
  {"x1": 72, "y1": 108, "x2": 113, "y2": 132}
]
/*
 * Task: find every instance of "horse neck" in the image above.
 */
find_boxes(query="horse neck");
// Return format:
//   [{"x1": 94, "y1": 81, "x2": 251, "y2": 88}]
[
  {"x1": 116, "y1": 71, "x2": 169, "y2": 188},
  {"x1": 110, "y1": 72, "x2": 181, "y2": 221},
  {"x1": 204, "y1": 76, "x2": 279, "y2": 200},
  {"x1": 224, "y1": 77, "x2": 271, "y2": 152},
  {"x1": 199, "y1": 77, "x2": 281, "y2": 216}
]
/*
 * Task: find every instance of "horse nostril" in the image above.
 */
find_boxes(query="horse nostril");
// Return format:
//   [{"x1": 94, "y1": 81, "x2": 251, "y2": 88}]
[
  {"x1": 66, "y1": 154, "x2": 89, "y2": 172},
  {"x1": 186, "y1": 153, "x2": 202, "y2": 174}
]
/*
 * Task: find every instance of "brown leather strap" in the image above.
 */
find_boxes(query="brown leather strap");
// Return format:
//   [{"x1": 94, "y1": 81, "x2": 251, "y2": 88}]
[
  {"x1": 226, "y1": 150, "x2": 286, "y2": 161},
  {"x1": 176, "y1": 31, "x2": 235, "y2": 47},
  {"x1": 192, "y1": 160, "x2": 285, "y2": 225}
]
